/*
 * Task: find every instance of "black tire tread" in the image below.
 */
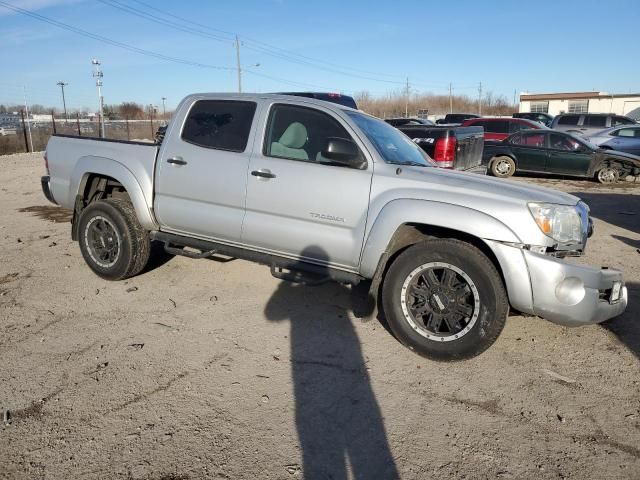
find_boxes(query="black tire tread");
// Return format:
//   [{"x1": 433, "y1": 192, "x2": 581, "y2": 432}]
[{"x1": 382, "y1": 238, "x2": 508, "y2": 361}]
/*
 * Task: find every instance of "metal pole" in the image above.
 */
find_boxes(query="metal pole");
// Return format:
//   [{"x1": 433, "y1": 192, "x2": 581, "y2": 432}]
[
  {"x1": 23, "y1": 86, "x2": 33, "y2": 152},
  {"x1": 92, "y1": 59, "x2": 105, "y2": 138},
  {"x1": 405, "y1": 77, "x2": 409, "y2": 117},
  {"x1": 76, "y1": 112, "x2": 81, "y2": 136},
  {"x1": 57, "y1": 81, "x2": 68, "y2": 121},
  {"x1": 478, "y1": 82, "x2": 482, "y2": 116},
  {"x1": 449, "y1": 83, "x2": 453, "y2": 113},
  {"x1": 149, "y1": 106, "x2": 154, "y2": 139},
  {"x1": 126, "y1": 116, "x2": 130, "y2": 141},
  {"x1": 51, "y1": 110, "x2": 57, "y2": 134},
  {"x1": 20, "y1": 110, "x2": 29, "y2": 153},
  {"x1": 161, "y1": 97, "x2": 166, "y2": 117},
  {"x1": 235, "y1": 35, "x2": 242, "y2": 93}
]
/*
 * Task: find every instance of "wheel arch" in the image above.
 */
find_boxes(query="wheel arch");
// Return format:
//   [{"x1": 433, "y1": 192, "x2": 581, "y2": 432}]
[
  {"x1": 361, "y1": 199, "x2": 520, "y2": 294},
  {"x1": 69, "y1": 156, "x2": 157, "y2": 231}
]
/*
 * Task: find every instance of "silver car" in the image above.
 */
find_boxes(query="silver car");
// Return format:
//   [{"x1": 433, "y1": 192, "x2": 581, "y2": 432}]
[
  {"x1": 586, "y1": 125, "x2": 640, "y2": 156},
  {"x1": 550, "y1": 113, "x2": 636, "y2": 134}
]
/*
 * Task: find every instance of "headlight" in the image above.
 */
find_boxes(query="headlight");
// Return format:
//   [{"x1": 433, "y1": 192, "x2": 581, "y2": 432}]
[{"x1": 528, "y1": 203, "x2": 583, "y2": 244}]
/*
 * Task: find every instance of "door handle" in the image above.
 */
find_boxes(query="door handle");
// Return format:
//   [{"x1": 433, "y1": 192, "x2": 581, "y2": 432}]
[
  {"x1": 251, "y1": 169, "x2": 276, "y2": 179},
  {"x1": 167, "y1": 156, "x2": 187, "y2": 166}
]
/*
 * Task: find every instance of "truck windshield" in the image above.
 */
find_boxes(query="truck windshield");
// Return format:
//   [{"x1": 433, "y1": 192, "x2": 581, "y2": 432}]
[{"x1": 347, "y1": 111, "x2": 434, "y2": 167}]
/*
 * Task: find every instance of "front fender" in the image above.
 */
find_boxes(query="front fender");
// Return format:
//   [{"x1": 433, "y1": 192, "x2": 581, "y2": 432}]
[
  {"x1": 359, "y1": 198, "x2": 521, "y2": 278},
  {"x1": 70, "y1": 156, "x2": 157, "y2": 230}
]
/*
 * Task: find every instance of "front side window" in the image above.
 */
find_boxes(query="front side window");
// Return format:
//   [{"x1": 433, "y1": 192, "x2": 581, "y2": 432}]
[
  {"x1": 612, "y1": 116, "x2": 634, "y2": 126},
  {"x1": 181, "y1": 100, "x2": 256, "y2": 152},
  {"x1": 347, "y1": 111, "x2": 433, "y2": 167},
  {"x1": 265, "y1": 104, "x2": 356, "y2": 164},
  {"x1": 549, "y1": 133, "x2": 581, "y2": 151}
]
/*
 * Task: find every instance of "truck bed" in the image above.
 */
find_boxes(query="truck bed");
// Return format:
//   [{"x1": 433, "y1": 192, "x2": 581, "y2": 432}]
[{"x1": 46, "y1": 134, "x2": 158, "y2": 209}]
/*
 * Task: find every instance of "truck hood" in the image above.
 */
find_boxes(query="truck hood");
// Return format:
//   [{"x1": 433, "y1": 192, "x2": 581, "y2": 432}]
[{"x1": 402, "y1": 166, "x2": 580, "y2": 206}]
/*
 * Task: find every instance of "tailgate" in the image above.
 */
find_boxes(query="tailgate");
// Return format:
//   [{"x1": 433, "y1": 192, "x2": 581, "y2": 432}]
[{"x1": 452, "y1": 126, "x2": 484, "y2": 171}]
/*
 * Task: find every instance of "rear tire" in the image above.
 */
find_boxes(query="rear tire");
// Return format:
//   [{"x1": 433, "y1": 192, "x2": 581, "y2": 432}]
[
  {"x1": 490, "y1": 156, "x2": 516, "y2": 178},
  {"x1": 78, "y1": 198, "x2": 150, "y2": 280},
  {"x1": 381, "y1": 239, "x2": 508, "y2": 361}
]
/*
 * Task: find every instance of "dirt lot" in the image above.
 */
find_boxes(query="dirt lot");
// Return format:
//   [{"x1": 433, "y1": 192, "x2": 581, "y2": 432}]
[{"x1": 1, "y1": 152, "x2": 638, "y2": 480}]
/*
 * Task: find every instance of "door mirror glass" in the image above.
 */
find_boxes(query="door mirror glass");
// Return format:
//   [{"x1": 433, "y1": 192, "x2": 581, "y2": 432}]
[{"x1": 321, "y1": 138, "x2": 366, "y2": 169}]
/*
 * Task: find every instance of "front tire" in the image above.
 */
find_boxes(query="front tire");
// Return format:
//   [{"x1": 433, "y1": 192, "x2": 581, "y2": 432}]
[
  {"x1": 382, "y1": 239, "x2": 508, "y2": 361},
  {"x1": 490, "y1": 156, "x2": 516, "y2": 178},
  {"x1": 78, "y1": 198, "x2": 150, "y2": 280}
]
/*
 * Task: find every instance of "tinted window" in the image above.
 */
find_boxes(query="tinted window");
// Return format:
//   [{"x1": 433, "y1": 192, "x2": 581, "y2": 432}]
[
  {"x1": 181, "y1": 100, "x2": 256, "y2": 152},
  {"x1": 480, "y1": 120, "x2": 509, "y2": 133},
  {"x1": 549, "y1": 133, "x2": 581, "y2": 151},
  {"x1": 612, "y1": 116, "x2": 634, "y2": 126},
  {"x1": 557, "y1": 115, "x2": 580, "y2": 126},
  {"x1": 265, "y1": 104, "x2": 357, "y2": 165},
  {"x1": 585, "y1": 116, "x2": 607, "y2": 127}
]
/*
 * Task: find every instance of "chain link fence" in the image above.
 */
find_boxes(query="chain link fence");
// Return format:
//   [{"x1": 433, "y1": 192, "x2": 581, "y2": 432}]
[{"x1": 0, "y1": 112, "x2": 163, "y2": 156}]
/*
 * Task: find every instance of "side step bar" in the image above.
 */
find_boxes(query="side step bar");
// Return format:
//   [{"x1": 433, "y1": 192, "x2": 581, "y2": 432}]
[{"x1": 150, "y1": 231, "x2": 362, "y2": 285}]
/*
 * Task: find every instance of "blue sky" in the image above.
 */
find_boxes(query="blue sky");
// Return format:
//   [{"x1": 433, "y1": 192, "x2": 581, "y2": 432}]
[{"x1": 1, "y1": 0, "x2": 639, "y2": 111}]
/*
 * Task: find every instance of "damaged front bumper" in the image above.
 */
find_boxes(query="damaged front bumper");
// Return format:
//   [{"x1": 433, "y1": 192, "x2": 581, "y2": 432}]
[
  {"x1": 523, "y1": 250, "x2": 627, "y2": 326},
  {"x1": 486, "y1": 240, "x2": 628, "y2": 327}
]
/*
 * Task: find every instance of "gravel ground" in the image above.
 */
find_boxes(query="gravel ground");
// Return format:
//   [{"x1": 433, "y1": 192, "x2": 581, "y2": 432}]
[{"x1": 1, "y1": 152, "x2": 638, "y2": 480}]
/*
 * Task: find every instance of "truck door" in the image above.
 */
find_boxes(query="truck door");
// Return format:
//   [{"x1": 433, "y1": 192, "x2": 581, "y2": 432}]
[
  {"x1": 154, "y1": 99, "x2": 258, "y2": 242},
  {"x1": 241, "y1": 103, "x2": 373, "y2": 270}
]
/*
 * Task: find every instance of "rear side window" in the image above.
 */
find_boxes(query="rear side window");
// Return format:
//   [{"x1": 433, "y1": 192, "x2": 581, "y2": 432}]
[
  {"x1": 480, "y1": 121, "x2": 509, "y2": 133},
  {"x1": 558, "y1": 115, "x2": 580, "y2": 126},
  {"x1": 585, "y1": 116, "x2": 607, "y2": 127},
  {"x1": 520, "y1": 132, "x2": 546, "y2": 147},
  {"x1": 613, "y1": 128, "x2": 639, "y2": 137},
  {"x1": 181, "y1": 100, "x2": 257, "y2": 152}
]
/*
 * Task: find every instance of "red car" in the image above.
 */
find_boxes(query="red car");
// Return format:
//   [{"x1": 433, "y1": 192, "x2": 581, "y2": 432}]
[{"x1": 462, "y1": 117, "x2": 546, "y2": 141}]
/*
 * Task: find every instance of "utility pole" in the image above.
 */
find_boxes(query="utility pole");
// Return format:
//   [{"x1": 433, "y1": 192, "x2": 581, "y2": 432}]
[
  {"x1": 161, "y1": 97, "x2": 167, "y2": 118},
  {"x1": 235, "y1": 35, "x2": 242, "y2": 93},
  {"x1": 478, "y1": 81, "x2": 483, "y2": 115},
  {"x1": 57, "y1": 81, "x2": 69, "y2": 121},
  {"x1": 92, "y1": 59, "x2": 105, "y2": 138},
  {"x1": 404, "y1": 77, "x2": 410, "y2": 117},
  {"x1": 23, "y1": 86, "x2": 33, "y2": 152},
  {"x1": 449, "y1": 83, "x2": 453, "y2": 113}
]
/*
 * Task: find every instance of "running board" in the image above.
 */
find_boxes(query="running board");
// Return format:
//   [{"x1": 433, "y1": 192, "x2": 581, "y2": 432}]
[{"x1": 150, "y1": 231, "x2": 362, "y2": 285}]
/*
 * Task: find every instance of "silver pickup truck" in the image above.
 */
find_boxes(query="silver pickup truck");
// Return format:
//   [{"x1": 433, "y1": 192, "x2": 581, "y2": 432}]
[{"x1": 42, "y1": 93, "x2": 628, "y2": 360}]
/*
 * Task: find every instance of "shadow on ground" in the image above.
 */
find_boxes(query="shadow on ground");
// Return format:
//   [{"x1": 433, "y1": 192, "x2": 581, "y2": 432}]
[
  {"x1": 264, "y1": 247, "x2": 399, "y2": 480},
  {"x1": 571, "y1": 191, "x2": 640, "y2": 235},
  {"x1": 601, "y1": 281, "x2": 640, "y2": 360}
]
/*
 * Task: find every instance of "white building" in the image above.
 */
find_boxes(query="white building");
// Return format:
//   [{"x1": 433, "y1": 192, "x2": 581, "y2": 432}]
[{"x1": 519, "y1": 91, "x2": 640, "y2": 119}]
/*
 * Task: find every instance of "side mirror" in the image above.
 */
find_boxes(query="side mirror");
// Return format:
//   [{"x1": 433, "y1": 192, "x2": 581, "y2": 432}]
[{"x1": 321, "y1": 138, "x2": 366, "y2": 169}]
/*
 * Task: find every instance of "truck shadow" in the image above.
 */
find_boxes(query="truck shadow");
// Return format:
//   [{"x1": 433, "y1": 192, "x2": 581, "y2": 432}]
[
  {"x1": 601, "y1": 281, "x2": 640, "y2": 360},
  {"x1": 264, "y1": 247, "x2": 399, "y2": 480},
  {"x1": 570, "y1": 191, "x2": 640, "y2": 235}
]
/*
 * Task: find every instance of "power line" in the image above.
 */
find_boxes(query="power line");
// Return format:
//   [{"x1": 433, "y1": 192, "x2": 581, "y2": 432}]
[{"x1": 0, "y1": 1, "x2": 235, "y2": 71}]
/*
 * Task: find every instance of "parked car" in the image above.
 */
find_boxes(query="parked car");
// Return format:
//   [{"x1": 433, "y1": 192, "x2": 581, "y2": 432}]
[
  {"x1": 0, "y1": 126, "x2": 17, "y2": 136},
  {"x1": 435, "y1": 113, "x2": 480, "y2": 125},
  {"x1": 275, "y1": 92, "x2": 357, "y2": 109},
  {"x1": 385, "y1": 118, "x2": 435, "y2": 127},
  {"x1": 397, "y1": 124, "x2": 486, "y2": 172},
  {"x1": 42, "y1": 93, "x2": 627, "y2": 361},
  {"x1": 462, "y1": 117, "x2": 546, "y2": 141},
  {"x1": 550, "y1": 113, "x2": 636, "y2": 134},
  {"x1": 584, "y1": 125, "x2": 640, "y2": 156},
  {"x1": 513, "y1": 112, "x2": 554, "y2": 127},
  {"x1": 483, "y1": 129, "x2": 640, "y2": 182}
]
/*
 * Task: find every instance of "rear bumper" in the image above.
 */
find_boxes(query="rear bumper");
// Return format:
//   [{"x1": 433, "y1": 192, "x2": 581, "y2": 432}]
[
  {"x1": 524, "y1": 250, "x2": 627, "y2": 327},
  {"x1": 41, "y1": 175, "x2": 57, "y2": 204}
]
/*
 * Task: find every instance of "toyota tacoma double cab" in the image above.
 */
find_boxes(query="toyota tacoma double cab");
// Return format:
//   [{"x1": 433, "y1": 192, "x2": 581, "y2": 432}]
[{"x1": 42, "y1": 93, "x2": 628, "y2": 361}]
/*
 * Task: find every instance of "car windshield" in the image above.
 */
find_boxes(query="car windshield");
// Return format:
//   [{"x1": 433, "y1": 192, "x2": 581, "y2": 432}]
[{"x1": 346, "y1": 111, "x2": 434, "y2": 167}]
